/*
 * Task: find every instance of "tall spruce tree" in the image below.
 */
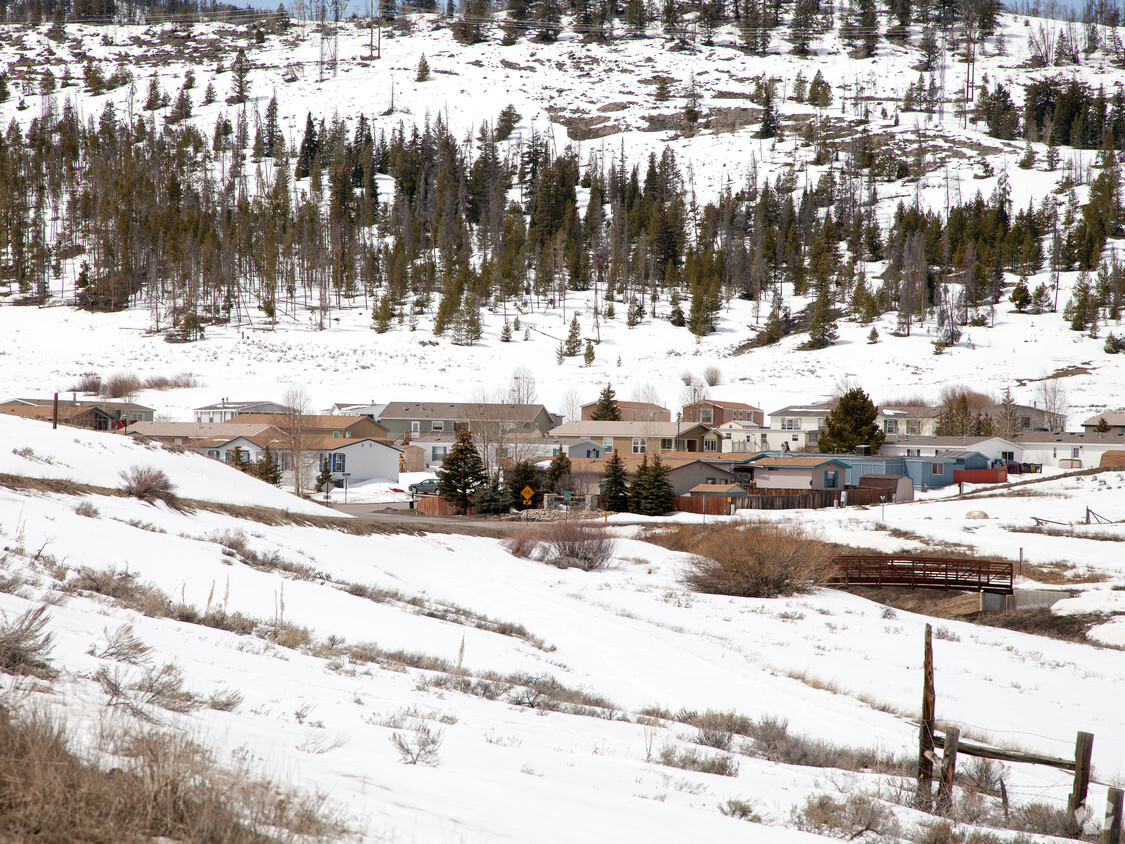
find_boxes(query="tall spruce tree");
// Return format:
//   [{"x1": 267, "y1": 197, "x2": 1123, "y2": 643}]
[
  {"x1": 600, "y1": 452, "x2": 630, "y2": 512},
  {"x1": 629, "y1": 455, "x2": 674, "y2": 515},
  {"x1": 544, "y1": 452, "x2": 573, "y2": 493},
  {"x1": 590, "y1": 384, "x2": 622, "y2": 420},
  {"x1": 437, "y1": 427, "x2": 487, "y2": 513},
  {"x1": 817, "y1": 388, "x2": 885, "y2": 454},
  {"x1": 505, "y1": 459, "x2": 542, "y2": 509}
]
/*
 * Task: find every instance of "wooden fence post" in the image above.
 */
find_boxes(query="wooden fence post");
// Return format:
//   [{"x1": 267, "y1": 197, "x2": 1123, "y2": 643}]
[
  {"x1": 915, "y1": 623, "x2": 935, "y2": 810},
  {"x1": 937, "y1": 727, "x2": 960, "y2": 815},
  {"x1": 1069, "y1": 731, "x2": 1095, "y2": 823},
  {"x1": 1103, "y1": 787, "x2": 1123, "y2": 844}
]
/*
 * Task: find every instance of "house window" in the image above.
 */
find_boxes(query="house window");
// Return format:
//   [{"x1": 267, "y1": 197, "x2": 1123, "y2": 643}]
[
  {"x1": 661, "y1": 438, "x2": 674, "y2": 450},
  {"x1": 1019, "y1": 416, "x2": 1032, "y2": 429},
  {"x1": 432, "y1": 446, "x2": 448, "y2": 460},
  {"x1": 411, "y1": 421, "x2": 420, "y2": 433},
  {"x1": 603, "y1": 437, "x2": 613, "y2": 453},
  {"x1": 781, "y1": 418, "x2": 802, "y2": 430},
  {"x1": 792, "y1": 435, "x2": 799, "y2": 442},
  {"x1": 701, "y1": 408, "x2": 713, "y2": 424},
  {"x1": 907, "y1": 420, "x2": 921, "y2": 435},
  {"x1": 332, "y1": 454, "x2": 346, "y2": 472},
  {"x1": 1001, "y1": 451, "x2": 1014, "y2": 461},
  {"x1": 824, "y1": 471, "x2": 838, "y2": 488},
  {"x1": 808, "y1": 432, "x2": 819, "y2": 443},
  {"x1": 207, "y1": 449, "x2": 219, "y2": 459},
  {"x1": 706, "y1": 477, "x2": 716, "y2": 484},
  {"x1": 586, "y1": 448, "x2": 599, "y2": 458},
  {"x1": 1072, "y1": 447, "x2": 1080, "y2": 458},
  {"x1": 883, "y1": 420, "x2": 898, "y2": 435},
  {"x1": 931, "y1": 462, "x2": 944, "y2": 475},
  {"x1": 332, "y1": 431, "x2": 340, "y2": 438},
  {"x1": 432, "y1": 421, "x2": 444, "y2": 432},
  {"x1": 704, "y1": 439, "x2": 718, "y2": 452},
  {"x1": 632, "y1": 438, "x2": 646, "y2": 454}
]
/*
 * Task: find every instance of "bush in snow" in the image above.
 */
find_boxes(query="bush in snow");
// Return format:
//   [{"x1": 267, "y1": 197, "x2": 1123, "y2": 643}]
[{"x1": 120, "y1": 466, "x2": 179, "y2": 509}]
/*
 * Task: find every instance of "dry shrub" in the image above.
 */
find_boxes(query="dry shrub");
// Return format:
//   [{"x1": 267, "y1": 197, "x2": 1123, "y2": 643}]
[
  {"x1": 70, "y1": 372, "x2": 103, "y2": 394},
  {"x1": 390, "y1": 723, "x2": 443, "y2": 766},
  {"x1": 0, "y1": 605, "x2": 57, "y2": 679},
  {"x1": 91, "y1": 623, "x2": 151, "y2": 664},
  {"x1": 206, "y1": 687, "x2": 244, "y2": 712},
  {"x1": 702, "y1": 365, "x2": 723, "y2": 386},
  {"x1": 143, "y1": 372, "x2": 199, "y2": 390},
  {"x1": 74, "y1": 500, "x2": 100, "y2": 518},
  {"x1": 680, "y1": 521, "x2": 834, "y2": 598},
  {"x1": 794, "y1": 792, "x2": 900, "y2": 839},
  {"x1": 100, "y1": 371, "x2": 143, "y2": 399},
  {"x1": 657, "y1": 743, "x2": 739, "y2": 777},
  {"x1": 502, "y1": 527, "x2": 541, "y2": 559},
  {"x1": 684, "y1": 709, "x2": 754, "y2": 750},
  {"x1": 1007, "y1": 802, "x2": 1076, "y2": 838},
  {"x1": 120, "y1": 465, "x2": 179, "y2": 508},
  {"x1": 744, "y1": 716, "x2": 905, "y2": 772},
  {"x1": 541, "y1": 521, "x2": 616, "y2": 571},
  {"x1": 0, "y1": 707, "x2": 339, "y2": 843}
]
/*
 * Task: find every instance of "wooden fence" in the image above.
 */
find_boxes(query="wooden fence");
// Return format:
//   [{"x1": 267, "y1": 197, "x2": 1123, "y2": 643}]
[
  {"x1": 952, "y1": 468, "x2": 1008, "y2": 484},
  {"x1": 829, "y1": 555, "x2": 1014, "y2": 594},
  {"x1": 415, "y1": 496, "x2": 475, "y2": 517},
  {"x1": 673, "y1": 486, "x2": 890, "y2": 513}
]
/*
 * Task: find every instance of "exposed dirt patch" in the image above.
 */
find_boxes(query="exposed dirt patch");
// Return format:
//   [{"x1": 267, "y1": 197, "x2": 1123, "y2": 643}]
[
  {"x1": 966, "y1": 607, "x2": 1114, "y2": 644},
  {"x1": 597, "y1": 101, "x2": 629, "y2": 112}
]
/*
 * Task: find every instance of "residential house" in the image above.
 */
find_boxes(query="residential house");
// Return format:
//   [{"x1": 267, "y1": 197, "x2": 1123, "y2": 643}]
[
  {"x1": 737, "y1": 455, "x2": 848, "y2": 490},
  {"x1": 983, "y1": 403, "x2": 1066, "y2": 433},
  {"x1": 682, "y1": 399, "x2": 765, "y2": 428},
  {"x1": 820, "y1": 451, "x2": 991, "y2": 490},
  {"x1": 762, "y1": 400, "x2": 836, "y2": 452},
  {"x1": 1, "y1": 398, "x2": 154, "y2": 430},
  {"x1": 232, "y1": 413, "x2": 389, "y2": 441},
  {"x1": 1016, "y1": 431, "x2": 1125, "y2": 469},
  {"x1": 125, "y1": 421, "x2": 274, "y2": 447},
  {"x1": 549, "y1": 420, "x2": 717, "y2": 457},
  {"x1": 394, "y1": 431, "x2": 458, "y2": 468},
  {"x1": 329, "y1": 402, "x2": 388, "y2": 420},
  {"x1": 193, "y1": 400, "x2": 290, "y2": 425},
  {"x1": 580, "y1": 400, "x2": 670, "y2": 422},
  {"x1": 565, "y1": 439, "x2": 605, "y2": 459},
  {"x1": 1081, "y1": 412, "x2": 1125, "y2": 435},
  {"x1": 713, "y1": 420, "x2": 762, "y2": 453},
  {"x1": 376, "y1": 402, "x2": 555, "y2": 439},
  {"x1": 880, "y1": 436, "x2": 1021, "y2": 464},
  {"x1": 564, "y1": 454, "x2": 737, "y2": 497},
  {"x1": 876, "y1": 406, "x2": 940, "y2": 440}
]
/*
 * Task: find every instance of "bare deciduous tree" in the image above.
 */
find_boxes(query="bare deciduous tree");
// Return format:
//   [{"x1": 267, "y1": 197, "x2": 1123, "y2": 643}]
[
  {"x1": 702, "y1": 366, "x2": 723, "y2": 387},
  {"x1": 274, "y1": 385, "x2": 314, "y2": 496},
  {"x1": 679, "y1": 375, "x2": 711, "y2": 421},
  {"x1": 1034, "y1": 378, "x2": 1067, "y2": 432},
  {"x1": 561, "y1": 388, "x2": 582, "y2": 423},
  {"x1": 469, "y1": 370, "x2": 545, "y2": 477}
]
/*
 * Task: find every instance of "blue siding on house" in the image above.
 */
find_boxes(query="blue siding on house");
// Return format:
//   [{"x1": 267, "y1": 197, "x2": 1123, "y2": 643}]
[{"x1": 803, "y1": 452, "x2": 990, "y2": 490}]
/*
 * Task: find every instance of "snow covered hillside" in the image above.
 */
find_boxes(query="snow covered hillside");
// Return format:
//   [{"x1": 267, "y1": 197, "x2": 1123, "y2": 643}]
[
  {"x1": 3, "y1": 415, "x2": 1125, "y2": 841},
  {"x1": 0, "y1": 10, "x2": 1124, "y2": 421}
]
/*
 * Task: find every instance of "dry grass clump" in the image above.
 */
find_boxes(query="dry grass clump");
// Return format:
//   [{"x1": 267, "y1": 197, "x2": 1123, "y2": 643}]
[
  {"x1": 794, "y1": 792, "x2": 900, "y2": 840},
  {"x1": 95, "y1": 662, "x2": 201, "y2": 720},
  {"x1": 100, "y1": 371, "x2": 143, "y2": 399},
  {"x1": 390, "y1": 723, "x2": 443, "y2": 766},
  {"x1": 540, "y1": 521, "x2": 616, "y2": 571},
  {"x1": 70, "y1": 372, "x2": 103, "y2": 394},
  {"x1": 74, "y1": 499, "x2": 101, "y2": 518},
  {"x1": 0, "y1": 605, "x2": 57, "y2": 679},
  {"x1": 744, "y1": 716, "x2": 907, "y2": 773},
  {"x1": 120, "y1": 465, "x2": 179, "y2": 509},
  {"x1": 678, "y1": 521, "x2": 835, "y2": 598},
  {"x1": 91, "y1": 623, "x2": 151, "y2": 664},
  {"x1": 142, "y1": 372, "x2": 199, "y2": 390},
  {"x1": 0, "y1": 707, "x2": 339, "y2": 843}
]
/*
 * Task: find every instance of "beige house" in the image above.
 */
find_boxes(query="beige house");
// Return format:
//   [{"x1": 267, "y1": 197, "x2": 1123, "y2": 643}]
[
  {"x1": 549, "y1": 420, "x2": 717, "y2": 457},
  {"x1": 1082, "y1": 412, "x2": 1125, "y2": 435},
  {"x1": 580, "y1": 400, "x2": 670, "y2": 422},
  {"x1": 876, "y1": 406, "x2": 939, "y2": 439},
  {"x1": 763, "y1": 401, "x2": 836, "y2": 452},
  {"x1": 682, "y1": 399, "x2": 764, "y2": 427},
  {"x1": 739, "y1": 456, "x2": 848, "y2": 490}
]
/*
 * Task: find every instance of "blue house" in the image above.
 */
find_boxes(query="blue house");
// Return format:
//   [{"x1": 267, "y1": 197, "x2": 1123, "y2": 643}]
[{"x1": 762, "y1": 450, "x2": 990, "y2": 490}]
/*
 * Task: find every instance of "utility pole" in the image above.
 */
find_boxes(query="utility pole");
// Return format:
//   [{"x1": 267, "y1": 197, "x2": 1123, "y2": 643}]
[{"x1": 369, "y1": 0, "x2": 374, "y2": 59}]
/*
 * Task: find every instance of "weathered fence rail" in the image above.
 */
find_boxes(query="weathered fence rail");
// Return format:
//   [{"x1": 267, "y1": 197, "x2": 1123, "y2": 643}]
[{"x1": 829, "y1": 555, "x2": 1014, "y2": 595}]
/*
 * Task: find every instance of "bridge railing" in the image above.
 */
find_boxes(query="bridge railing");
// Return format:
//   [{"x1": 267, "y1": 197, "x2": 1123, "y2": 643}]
[{"x1": 829, "y1": 555, "x2": 1014, "y2": 595}]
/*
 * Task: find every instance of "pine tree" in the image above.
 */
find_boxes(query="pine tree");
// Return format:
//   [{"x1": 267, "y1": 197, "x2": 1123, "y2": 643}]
[
  {"x1": 1010, "y1": 279, "x2": 1030, "y2": 312},
  {"x1": 628, "y1": 454, "x2": 652, "y2": 514},
  {"x1": 505, "y1": 460, "x2": 541, "y2": 509},
  {"x1": 996, "y1": 388, "x2": 1020, "y2": 439},
  {"x1": 583, "y1": 340, "x2": 595, "y2": 366},
  {"x1": 669, "y1": 289, "x2": 686, "y2": 326},
  {"x1": 544, "y1": 452, "x2": 573, "y2": 493},
  {"x1": 144, "y1": 76, "x2": 162, "y2": 111},
  {"x1": 295, "y1": 112, "x2": 318, "y2": 179},
  {"x1": 416, "y1": 54, "x2": 431, "y2": 82},
  {"x1": 806, "y1": 287, "x2": 838, "y2": 348},
  {"x1": 629, "y1": 455, "x2": 674, "y2": 515},
  {"x1": 564, "y1": 314, "x2": 583, "y2": 355},
  {"x1": 373, "y1": 294, "x2": 393, "y2": 333},
  {"x1": 437, "y1": 427, "x2": 487, "y2": 513},
  {"x1": 759, "y1": 84, "x2": 780, "y2": 139},
  {"x1": 867, "y1": 327, "x2": 879, "y2": 344},
  {"x1": 626, "y1": 297, "x2": 644, "y2": 327},
  {"x1": 590, "y1": 385, "x2": 622, "y2": 421},
  {"x1": 473, "y1": 476, "x2": 508, "y2": 514},
  {"x1": 818, "y1": 388, "x2": 885, "y2": 453},
  {"x1": 500, "y1": 319, "x2": 513, "y2": 342},
  {"x1": 258, "y1": 446, "x2": 283, "y2": 486},
  {"x1": 1095, "y1": 416, "x2": 1111, "y2": 434},
  {"x1": 230, "y1": 49, "x2": 250, "y2": 104},
  {"x1": 600, "y1": 452, "x2": 629, "y2": 512},
  {"x1": 202, "y1": 81, "x2": 216, "y2": 105},
  {"x1": 314, "y1": 457, "x2": 334, "y2": 493}
]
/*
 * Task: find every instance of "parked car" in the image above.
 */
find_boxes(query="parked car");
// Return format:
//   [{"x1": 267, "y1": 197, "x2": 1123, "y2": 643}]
[{"x1": 408, "y1": 478, "x2": 441, "y2": 495}]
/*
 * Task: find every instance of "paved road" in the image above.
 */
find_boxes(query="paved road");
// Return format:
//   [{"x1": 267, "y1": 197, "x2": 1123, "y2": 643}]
[{"x1": 321, "y1": 501, "x2": 643, "y2": 537}]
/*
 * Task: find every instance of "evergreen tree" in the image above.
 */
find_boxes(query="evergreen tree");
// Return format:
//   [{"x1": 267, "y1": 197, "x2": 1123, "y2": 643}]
[
  {"x1": 583, "y1": 340, "x2": 596, "y2": 366},
  {"x1": 505, "y1": 460, "x2": 542, "y2": 509},
  {"x1": 818, "y1": 388, "x2": 885, "y2": 453},
  {"x1": 806, "y1": 287, "x2": 838, "y2": 348},
  {"x1": 600, "y1": 452, "x2": 630, "y2": 512},
  {"x1": 629, "y1": 455, "x2": 674, "y2": 515},
  {"x1": 590, "y1": 384, "x2": 622, "y2": 421},
  {"x1": 202, "y1": 81, "x2": 216, "y2": 105},
  {"x1": 1009, "y1": 279, "x2": 1030, "y2": 312},
  {"x1": 1095, "y1": 416, "x2": 1111, "y2": 434},
  {"x1": 499, "y1": 319, "x2": 513, "y2": 342},
  {"x1": 416, "y1": 54, "x2": 430, "y2": 82},
  {"x1": 759, "y1": 84, "x2": 780, "y2": 138},
  {"x1": 230, "y1": 49, "x2": 250, "y2": 104},
  {"x1": 564, "y1": 314, "x2": 583, "y2": 355},
  {"x1": 437, "y1": 427, "x2": 487, "y2": 513},
  {"x1": 626, "y1": 297, "x2": 644, "y2": 327},
  {"x1": 314, "y1": 457, "x2": 334, "y2": 493},
  {"x1": 996, "y1": 388, "x2": 1020, "y2": 440},
  {"x1": 544, "y1": 452, "x2": 573, "y2": 493},
  {"x1": 258, "y1": 446, "x2": 283, "y2": 486},
  {"x1": 295, "y1": 112, "x2": 318, "y2": 179},
  {"x1": 473, "y1": 476, "x2": 508, "y2": 514}
]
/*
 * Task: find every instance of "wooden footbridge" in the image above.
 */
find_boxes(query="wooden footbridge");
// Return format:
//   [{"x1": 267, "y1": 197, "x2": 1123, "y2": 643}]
[{"x1": 829, "y1": 555, "x2": 1014, "y2": 595}]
